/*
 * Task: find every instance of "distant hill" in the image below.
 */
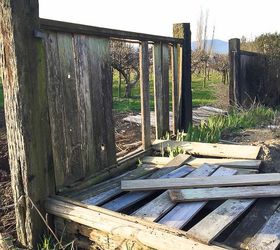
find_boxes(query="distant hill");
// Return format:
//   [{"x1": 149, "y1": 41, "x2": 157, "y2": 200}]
[{"x1": 191, "y1": 39, "x2": 228, "y2": 54}]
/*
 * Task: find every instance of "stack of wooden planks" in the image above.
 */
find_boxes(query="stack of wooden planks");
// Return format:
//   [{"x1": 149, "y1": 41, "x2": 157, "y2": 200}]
[{"x1": 51, "y1": 140, "x2": 280, "y2": 250}]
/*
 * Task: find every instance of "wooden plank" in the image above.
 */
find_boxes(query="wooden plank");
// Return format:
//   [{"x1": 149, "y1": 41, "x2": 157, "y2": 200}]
[
  {"x1": 132, "y1": 164, "x2": 218, "y2": 222},
  {"x1": 44, "y1": 32, "x2": 68, "y2": 187},
  {"x1": 153, "y1": 43, "x2": 169, "y2": 138},
  {"x1": 170, "y1": 185, "x2": 280, "y2": 202},
  {"x1": 187, "y1": 199, "x2": 255, "y2": 244},
  {"x1": 186, "y1": 157, "x2": 261, "y2": 169},
  {"x1": 171, "y1": 45, "x2": 179, "y2": 133},
  {"x1": 102, "y1": 165, "x2": 193, "y2": 211},
  {"x1": 224, "y1": 198, "x2": 280, "y2": 249},
  {"x1": 86, "y1": 35, "x2": 116, "y2": 169},
  {"x1": 142, "y1": 156, "x2": 173, "y2": 165},
  {"x1": 79, "y1": 154, "x2": 190, "y2": 205},
  {"x1": 45, "y1": 196, "x2": 224, "y2": 250},
  {"x1": 56, "y1": 33, "x2": 83, "y2": 186},
  {"x1": 139, "y1": 41, "x2": 151, "y2": 150},
  {"x1": 247, "y1": 206, "x2": 280, "y2": 250},
  {"x1": 142, "y1": 156, "x2": 261, "y2": 169},
  {"x1": 152, "y1": 140, "x2": 261, "y2": 159},
  {"x1": 121, "y1": 173, "x2": 280, "y2": 191},
  {"x1": 40, "y1": 18, "x2": 184, "y2": 44},
  {"x1": 159, "y1": 167, "x2": 237, "y2": 228}
]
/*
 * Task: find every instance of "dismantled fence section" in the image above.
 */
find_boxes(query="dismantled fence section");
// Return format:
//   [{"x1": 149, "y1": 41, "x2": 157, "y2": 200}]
[
  {"x1": 229, "y1": 38, "x2": 280, "y2": 107},
  {"x1": 0, "y1": 0, "x2": 191, "y2": 247}
]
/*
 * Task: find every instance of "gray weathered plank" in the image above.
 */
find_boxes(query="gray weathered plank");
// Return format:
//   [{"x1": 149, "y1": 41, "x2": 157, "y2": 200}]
[
  {"x1": 56, "y1": 33, "x2": 82, "y2": 185},
  {"x1": 45, "y1": 32, "x2": 68, "y2": 187},
  {"x1": 187, "y1": 199, "x2": 255, "y2": 244},
  {"x1": 153, "y1": 43, "x2": 169, "y2": 138},
  {"x1": 247, "y1": 206, "x2": 280, "y2": 250},
  {"x1": 132, "y1": 164, "x2": 218, "y2": 221},
  {"x1": 140, "y1": 41, "x2": 151, "y2": 150},
  {"x1": 224, "y1": 198, "x2": 280, "y2": 249},
  {"x1": 102, "y1": 165, "x2": 193, "y2": 211},
  {"x1": 141, "y1": 156, "x2": 262, "y2": 169},
  {"x1": 159, "y1": 167, "x2": 237, "y2": 228},
  {"x1": 152, "y1": 140, "x2": 261, "y2": 159},
  {"x1": 170, "y1": 185, "x2": 280, "y2": 202},
  {"x1": 121, "y1": 173, "x2": 280, "y2": 191},
  {"x1": 81, "y1": 154, "x2": 190, "y2": 205}
]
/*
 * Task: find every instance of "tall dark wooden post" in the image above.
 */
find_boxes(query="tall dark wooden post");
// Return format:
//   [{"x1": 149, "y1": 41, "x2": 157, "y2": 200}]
[
  {"x1": 173, "y1": 23, "x2": 192, "y2": 131},
  {"x1": 0, "y1": 0, "x2": 54, "y2": 248},
  {"x1": 229, "y1": 38, "x2": 241, "y2": 106}
]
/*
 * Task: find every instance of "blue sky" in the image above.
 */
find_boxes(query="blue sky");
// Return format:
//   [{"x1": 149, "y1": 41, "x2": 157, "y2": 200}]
[{"x1": 39, "y1": 0, "x2": 280, "y2": 41}]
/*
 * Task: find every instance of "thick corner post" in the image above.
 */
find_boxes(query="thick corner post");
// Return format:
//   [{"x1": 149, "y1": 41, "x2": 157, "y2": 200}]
[
  {"x1": 229, "y1": 38, "x2": 241, "y2": 107},
  {"x1": 173, "y1": 23, "x2": 192, "y2": 131},
  {"x1": 0, "y1": 0, "x2": 54, "y2": 248}
]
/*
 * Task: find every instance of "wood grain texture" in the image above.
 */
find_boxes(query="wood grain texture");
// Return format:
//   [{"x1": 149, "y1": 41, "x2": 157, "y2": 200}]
[
  {"x1": 247, "y1": 206, "x2": 280, "y2": 250},
  {"x1": 100, "y1": 154, "x2": 191, "y2": 210},
  {"x1": 224, "y1": 198, "x2": 280, "y2": 249},
  {"x1": 46, "y1": 196, "x2": 224, "y2": 250},
  {"x1": 132, "y1": 164, "x2": 218, "y2": 221},
  {"x1": 121, "y1": 173, "x2": 280, "y2": 191},
  {"x1": 139, "y1": 41, "x2": 151, "y2": 150},
  {"x1": 79, "y1": 154, "x2": 190, "y2": 205},
  {"x1": 40, "y1": 18, "x2": 184, "y2": 44},
  {"x1": 187, "y1": 199, "x2": 255, "y2": 244},
  {"x1": 102, "y1": 165, "x2": 193, "y2": 211},
  {"x1": 152, "y1": 140, "x2": 261, "y2": 159},
  {"x1": 170, "y1": 185, "x2": 280, "y2": 202},
  {"x1": 142, "y1": 156, "x2": 261, "y2": 169},
  {"x1": 159, "y1": 167, "x2": 237, "y2": 228},
  {"x1": 0, "y1": 1, "x2": 55, "y2": 247},
  {"x1": 153, "y1": 43, "x2": 170, "y2": 138},
  {"x1": 45, "y1": 31, "x2": 116, "y2": 188}
]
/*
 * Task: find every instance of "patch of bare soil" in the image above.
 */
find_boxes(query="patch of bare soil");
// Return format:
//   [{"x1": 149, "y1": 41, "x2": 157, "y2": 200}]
[
  {"x1": 114, "y1": 111, "x2": 155, "y2": 158},
  {"x1": 222, "y1": 128, "x2": 280, "y2": 173},
  {"x1": 213, "y1": 82, "x2": 229, "y2": 110}
]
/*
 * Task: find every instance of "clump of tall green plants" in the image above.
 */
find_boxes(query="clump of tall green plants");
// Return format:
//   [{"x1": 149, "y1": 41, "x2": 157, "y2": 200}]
[{"x1": 176, "y1": 105, "x2": 276, "y2": 143}]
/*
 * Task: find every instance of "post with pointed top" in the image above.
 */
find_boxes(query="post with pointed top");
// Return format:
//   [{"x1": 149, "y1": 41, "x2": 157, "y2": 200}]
[
  {"x1": 173, "y1": 23, "x2": 192, "y2": 131},
  {"x1": 0, "y1": 0, "x2": 55, "y2": 248}
]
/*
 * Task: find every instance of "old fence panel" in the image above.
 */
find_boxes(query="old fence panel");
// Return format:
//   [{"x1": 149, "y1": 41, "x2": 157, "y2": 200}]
[{"x1": 44, "y1": 31, "x2": 117, "y2": 189}]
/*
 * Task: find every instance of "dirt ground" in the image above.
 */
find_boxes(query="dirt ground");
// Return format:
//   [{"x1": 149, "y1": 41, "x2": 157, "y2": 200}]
[{"x1": 1, "y1": 107, "x2": 280, "y2": 245}]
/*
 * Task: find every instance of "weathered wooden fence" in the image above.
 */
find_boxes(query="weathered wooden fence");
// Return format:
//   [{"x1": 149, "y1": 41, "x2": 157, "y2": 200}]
[
  {"x1": 0, "y1": 0, "x2": 192, "y2": 248},
  {"x1": 229, "y1": 38, "x2": 280, "y2": 107}
]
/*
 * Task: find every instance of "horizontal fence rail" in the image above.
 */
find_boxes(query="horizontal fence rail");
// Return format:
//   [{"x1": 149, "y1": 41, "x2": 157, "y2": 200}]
[{"x1": 40, "y1": 19, "x2": 184, "y2": 44}]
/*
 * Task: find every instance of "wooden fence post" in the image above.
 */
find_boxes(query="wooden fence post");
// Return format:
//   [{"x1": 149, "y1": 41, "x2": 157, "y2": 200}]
[
  {"x1": 229, "y1": 38, "x2": 241, "y2": 106},
  {"x1": 0, "y1": 0, "x2": 55, "y2": 248},
  {"x1": 173, "y1": 23, "x2": 192, "y2": 131}
]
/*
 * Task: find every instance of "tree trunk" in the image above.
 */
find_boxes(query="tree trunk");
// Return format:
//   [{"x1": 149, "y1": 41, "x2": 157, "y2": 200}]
[
  {"x1": 118, "y1": 70, "x2": 122, "y2": 97},
  {"x1": 124, "y1": 71, "x2": 131, "y2": 98},
  {"x1": 0, "y1": 0, "x2": 55, "y2": 248}
]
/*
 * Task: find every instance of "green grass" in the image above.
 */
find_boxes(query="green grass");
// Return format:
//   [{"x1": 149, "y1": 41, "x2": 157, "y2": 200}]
[
  {"x1": 112, "y1": 72, "x2": 221, "y2": 112},
  {"x1": 175, "y1": 105, "x2": 276, "y2": 144}
]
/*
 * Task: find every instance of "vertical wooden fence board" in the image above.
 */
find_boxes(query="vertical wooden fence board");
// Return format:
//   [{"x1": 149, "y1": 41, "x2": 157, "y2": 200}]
[
  {"x1": 153, "y1": 43, "x2": 169, "y2": 138},
  {"x1": 162, "y1": 43, "x2": 170, "y2": 132},
  {"x1": 87, "y1": 36, "x2": 116, "y2": 168},
  {"x1": 139, "y1": 41, "x2": 151, "y2": 149},
  {"x1": 45, "y1": 32, "x2": 116, "y2": 188},
  {"x1": 56, "y1": 33, "x2": 83, "y2": 185},
  {"x1": 171, "y1": 45, "x2": 179, "y2": 133},
  {"x1": 45, "y1": 32, "x2": 68, "y2": 187},
  {"x1": 73, "y1": 35, "x2": 98, "y2": 176}
]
